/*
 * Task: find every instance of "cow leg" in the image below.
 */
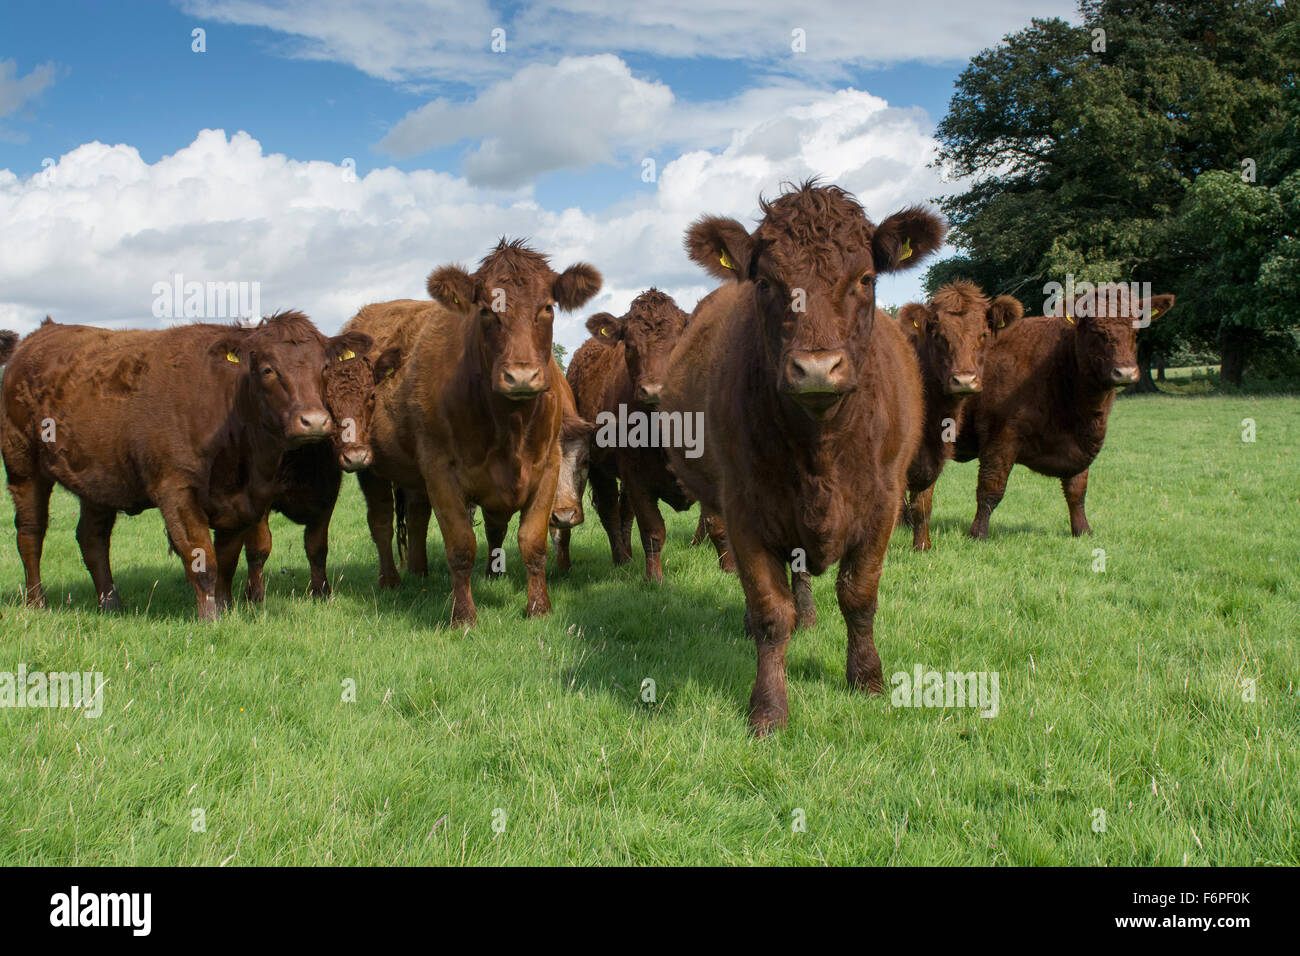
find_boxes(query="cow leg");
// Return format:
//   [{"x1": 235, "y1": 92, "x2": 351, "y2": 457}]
[
  {"x1": 518, "y1": 463, "x2": 559, "y2": 618},
  {"x1": 243, "y1": 516, "x2": 272, "y2": 603},
  {"x1": 837, "y1": 504, "x2": 896, "y2": 694},
  {"x1": 157, "y1": 489, "x2": 220, "y2": 620},
  {"x1": 624, "y1": 480, "x2": 666, "y2": 582},
  {"x1": 906, "y1": 485, "x2": 935, "y2": 551},
  {"x1": 484, "y1": 512, "x2": 509, "y2": 580},
  {"x1": 968, "y1": 453, "x2": 1012, "y2": 540},
  {"x1": 704, "y1": 511, "x2": 736, "y2": 574},
  {"x1": 304, "y1": 502, "x2": 335, "y2": 597},
  {"x1": 212, "y1": 527, "x2": 245, "y2": 613},
  {"x1": 425, "y1": 475, "x2": 477, "y2": 625},
  {"x1": 552, "y1": 526, "x2": 572, "y2": 572},
  {"x1": 357, "y1": 471, "x2": 400, "y2": 588},
  {"x1": 589, "y1": 468, "x2": 629, "y2": 565},
  {"x1": 75, "y1": 500, "x2": 122, "y2": 611},
  {"x1": 1062, "y1": 470, "x2": 1091, "y2": 536},
  {"x1": 792, "y1": 568, "x2": 816, "y2": 630},
  {"x1": 9, "y1": 475, "x2": 54, "y2": 608},
  {"x1": 690, "y1": 512, "x2": 708, "y2": 546},
  {"x1": 617, "y1": 488, "x2": 634, "y2": 562},
  {"x1": 727, "y1": 522, "x2": 796, "y2": 735},
  {"x1": 405, "y1": 492, "x2": 432, "y2": 578}
]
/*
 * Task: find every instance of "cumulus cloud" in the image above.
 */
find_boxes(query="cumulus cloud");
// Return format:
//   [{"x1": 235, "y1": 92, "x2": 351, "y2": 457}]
[
  {"x1": 180, "y1": 0, "x2": 1078, "y2": 84},
  {"x1": 0, "y1": 86, "x2": 952, "y2": 352},
  {"x1": 0, "y1": 59, "x2": 58, "y2": 142}
]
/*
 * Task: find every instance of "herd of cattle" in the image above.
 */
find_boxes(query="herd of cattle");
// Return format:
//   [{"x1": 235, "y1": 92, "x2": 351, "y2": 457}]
[{"x1": 0, "y1": 181, "x2": 1172, "y2": 733}]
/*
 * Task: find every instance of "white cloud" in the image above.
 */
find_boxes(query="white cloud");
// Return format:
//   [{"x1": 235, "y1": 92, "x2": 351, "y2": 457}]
[
  {"x1": 0, "y1": 86, "x2": 952, "y2": 354},
  {"x1": 180, "y1": 0, "x2": 1078, "y2": 85}
]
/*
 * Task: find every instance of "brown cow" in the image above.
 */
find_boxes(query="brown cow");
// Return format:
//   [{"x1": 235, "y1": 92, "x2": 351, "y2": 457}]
[
  {"x1": 240, "y1": 332, "x2": 401, "y2": 601},
  {"x1": 897, "y1": 281, "x2": 1023, "y2": 550},
  {"x1": 549, "y1": 372, "x2": 593, "y2": 572},
  {"x1": 348, "y1": 239, "x2": 601, "y2": 622},
  {"x1": 955, "y1": 283, "x2": 1174, "y2": 538},
  {"x1": 1, "y1": 311, "x2": 343, "y2": 619},
  {"x1": 0, "y1": 331, "x2": 17, "y2": 366},
  {"x1": 662, "y1": 181, "x2": 944, "y2": 734},
  {"x1": 562, "y1": 290, "x2": 732, "y2": 580}
]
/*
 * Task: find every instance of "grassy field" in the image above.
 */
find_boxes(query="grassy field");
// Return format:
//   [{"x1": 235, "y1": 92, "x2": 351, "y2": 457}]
[{"x1": 0, "y1": 392, "x2": 1297, "y2": 865}]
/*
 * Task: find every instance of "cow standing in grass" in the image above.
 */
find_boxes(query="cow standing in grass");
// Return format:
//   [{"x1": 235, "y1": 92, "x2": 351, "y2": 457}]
[
  {"x1": 955, "y1": 284, "x2": 1175, "y2": 538},
  {"x1": 241, "y1": 331, "x2": 401, "y2": 601},
  {"x1": 1, "y1": 312, "x2": 344, "y2": 619},
  {"x1": 662, "y1": 182, "x2": 944, "y2": 734},
  {"x1": 347, "y1": 239, "x2": 601, "y2": 623},
  {"x1": 897, "y1": 281, "x2": 1023, "y2": 550},
  {"x1": 563, "y1": 290, "x2": 732, "y2": 580}
]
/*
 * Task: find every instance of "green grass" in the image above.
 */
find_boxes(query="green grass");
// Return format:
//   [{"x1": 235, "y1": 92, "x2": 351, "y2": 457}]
[{"x1": 1, "y1": 393, "x2": 1297, "y2": 865}]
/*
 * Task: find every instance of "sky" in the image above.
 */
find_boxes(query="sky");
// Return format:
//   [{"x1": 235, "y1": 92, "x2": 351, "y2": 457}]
[{"x1": 0, "y1": 0, "x2": 1079, "y2": 353}]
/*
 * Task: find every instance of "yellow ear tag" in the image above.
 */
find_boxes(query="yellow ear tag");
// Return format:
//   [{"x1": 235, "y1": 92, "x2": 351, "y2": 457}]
[
  {"x1": 226, "y1": 351, "x2": 239, "y2": 363},
  {"x1": 600, "y1": 326, "x2": 609, "y2": 337},
  {"x1": 1065, "y1": 314, "x2": 1074, "y2": 324},
  {"x1": 1150, "y1": 308, "x2": 1160, "y2": 318},
  {"x1": 339, "y1": 349, "x2": 355, "y2": 361},
  {"x1": 899, "y1": 238, "x2": 913, "y2": 261},
  {"x1": 998, "y1": 319, "x2": 1005, "y2": 329},
  {"x1": 453, "y1": 295, "x2": 460, "y2": 306},
  {"x1": 913, "y1": 319, "x2": 919, "y2": 328},
  {"x1": 719, "y1": 251, "x2": 735, "y2": 270}
]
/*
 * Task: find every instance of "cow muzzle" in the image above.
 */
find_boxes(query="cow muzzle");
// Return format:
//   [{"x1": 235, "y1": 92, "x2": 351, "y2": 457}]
[
  {"x1": 496, "y1": 364, "x2": 547, "y2": 399},
  {"x1": 635, "y1": 382, "x2": 663, "y2": 405},
  {"x1": 1108, "y1": 365, "x2": 1139, "y2": 385},
  {"x1": 781, "y1": 349, "x2": 855, "y2": 414},
  {"x1": 287, "y1": 410, "x2": 334, "y2": 444},
  {"x1": 946, "y1": 372, "x2": 981, "y2": 395},
  {"x1": 550, "y1": 505, "x2": 584, "y2": 529},
  {"x1": 339, "y1": 446, "x2": 373, "y2": 472}
]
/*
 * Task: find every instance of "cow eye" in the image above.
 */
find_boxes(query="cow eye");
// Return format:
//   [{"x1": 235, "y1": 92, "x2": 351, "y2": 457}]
[
  {"x1": 859, "y1": 274, "x2": 875, "y2": 288},
  {"x1": 755, "y1": 278, "x2": 771, "y2": 294}
]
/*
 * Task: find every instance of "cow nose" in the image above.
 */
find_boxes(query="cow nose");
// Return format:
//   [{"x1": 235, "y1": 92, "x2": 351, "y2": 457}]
[
  {"x1": 636, "y1": 383, "x2": 663, "y2": 405},
  {"x1": 339, "y1": 447, "x2": 372, "y2": 472},
  {"x1": 500, "y1": 365, "x2": 546, "y2": 397},
  {"x1": 948, "y1": 372, "x2": 980, "y2": 394},
  {"x1": 292, "y1": 410, "x2": 333, "y2": 440},
  {"x1": 1109, "y1": 365, "x2": 1139, "y2": 385},
  {"x1": 785, "y1": 349, "x2": 853, "y2": 397},
  {"x1": 550, "y1": 507, "x2": 582, "y2": 529}
]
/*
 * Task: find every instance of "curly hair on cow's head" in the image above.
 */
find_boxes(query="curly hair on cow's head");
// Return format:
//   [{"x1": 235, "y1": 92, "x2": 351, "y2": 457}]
[
  {"x1": 0, "y1": 329, "x2": 19, "y2": 366},
  {"x1": 253, "y1": 309, "x2": 323, "y2": 344}
]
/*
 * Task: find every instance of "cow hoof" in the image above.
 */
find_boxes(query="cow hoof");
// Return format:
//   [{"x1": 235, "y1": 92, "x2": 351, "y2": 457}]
[
  {"x1": 612, "y1": 553, "x2": 631, "y2": 566},
  {"x1": 378, "y1": 574, "x2": 400, "y2": 590},
  {"x1": 525, "y1": 599, "x2": 552, "y2": 617},
  {"x1": 795, "y1": 607, "x2": 817, "y2": 630},
  {"x1": 718, "y1": 555, "x2": 737, "y2": 574},
  {"x1": 99, "y1": 590, "x2": 123, "y2": 612},
  {"x1": 244, "y1": 587, "x2": 266, "y2": 604},
  {"x1": 309, "y1": 583, "x2": 331, "y2": 599},
  {"x1": 748, "y1": 708, "x2": 788, "y2": 737},
  {"x1": 847, "y1": 671, "x2": 884, "y2": 695}
]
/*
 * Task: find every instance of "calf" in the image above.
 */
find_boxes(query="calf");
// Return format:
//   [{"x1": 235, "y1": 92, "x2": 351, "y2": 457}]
[
  {"x1": 954, "y1": 284, "x2": 1174, "y2": 537},
  {"x1": 549, "y1": 372, "x2": 593, "y2": 572},
  {"x1": 349, "y1": 239, "x2": 601, "y2": 622},
  {"x1": 897, "y1": 281, "x2": 1023, "y2": 550},
  {"x1": 241, "y1": 332, "x2": 399, "y2": 600},
  {"x1": 662, "y1": 182, "x2": 944, "y2": 734},
  {"x1": 1, "y1": 311, "x2": 342, "y2": 619},
  {"x1": 564, "y1": 290, "x2": 731, "y2": 580}
]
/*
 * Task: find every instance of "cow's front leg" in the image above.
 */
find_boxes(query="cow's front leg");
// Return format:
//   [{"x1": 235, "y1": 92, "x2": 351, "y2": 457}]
[
  {"x1": 157, "y1": 488, "x2": 220, "y2": 620},
  {"x1": 726, "y1": 519, "x2": 796, "y2": 735},
  {"x1": 243, "y1": 515, "x2": 272, "y2": 602},
  {"x1": 1062, "y1": 469, "x2": 1091, "y2": 536},
  {"x1": 518, "y1": 463, "x2": 559, "y2": 617},
  {"x1": 624, "y1": 479, "x2": 666, "y2": 582},
  {"x1": 213, "y1": 527, "x2": 247, "y2": 613},
  {"x1": 76, "y1": 499, "x2": 122, "y2": 611},
  {"x1": 837, "y1": 501, "x2": 897, "y2": 694},
  {"x1": 425, "y1": 471, "x2": 477, "y2": 625},
  {"x1": 969, "y1": 448, "x2": 1013, "y2": 540}
]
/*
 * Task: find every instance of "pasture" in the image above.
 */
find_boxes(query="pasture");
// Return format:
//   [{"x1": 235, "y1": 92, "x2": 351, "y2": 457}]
[{"x1": 0, "y1": 392, "x2": 1296, "y2": 865}]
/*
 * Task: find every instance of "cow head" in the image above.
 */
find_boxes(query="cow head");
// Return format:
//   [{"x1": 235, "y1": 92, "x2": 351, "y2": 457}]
[
  {"x1": 585, "y1": 289, "x2": 688, "y2": 406},
  {"x1": 427, "y1": 238, "x2": 601, "y2": 400},
  {"x1": 898, "y1": 282, "x2": 1023, "y2": 395},
  {"x1": 685, "y1": 182, "x2": 946, "y2": 420},
  {"x1": 0, "y1": 330, "x2": 17, "y2": 367},
  {"x1": 320, "y1": 330, "x2": 380, "y2": 471},
  {"x1": 1055, "y1": 285, "x2": 1175, "y2": 389},
  {"x1": 217, "y1": 310, "x2": 334, "y2": 445},
  {"x1": 551, "y1": 413, "x2": 594, "y2": 529}
]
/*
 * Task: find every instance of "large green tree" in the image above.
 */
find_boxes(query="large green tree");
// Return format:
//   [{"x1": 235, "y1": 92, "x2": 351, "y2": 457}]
[{"x1": 929, "y1": 0, "x2": 1298, "y2": 386}]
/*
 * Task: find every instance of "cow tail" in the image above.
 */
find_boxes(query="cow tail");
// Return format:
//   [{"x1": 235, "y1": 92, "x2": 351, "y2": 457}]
[{"x1": 394, "y1": 487, "x2": 407, "y2": 565}]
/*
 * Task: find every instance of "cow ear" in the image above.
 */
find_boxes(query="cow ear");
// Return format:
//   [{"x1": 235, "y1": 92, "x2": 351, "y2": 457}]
[
  {"x1": 0, "y1": 330, "x2": 17, "y2": 366},
  {"x1": 987, "y1": 295, "x2": 1024, "y2": 333},
  {"x1": 897, "y1": 302, "x2": 932, "y2": 334},
  {"x1": 684, "y1": 216, "x2": 754, "y2": 281},
  {"x1": 561, "y1": 413, "x2": 595, "y2": 443},
  {"x1": 553, "y1": 263, "x2": 602, "y2": 311},
  {"x1": 373, "y1": 346, "x2": 403, "y2": 384},
  {"x1": 1144, "y1": 294, "x2": 1175, "y2": 323},
  {"x1": 210, "y1": 332, "x2": 247, "y2": 369},
  {"x1": 428, "y1": 265, "x2": 475, "y2": 311},
  {"x1": 585, "y1": 312, "x2": 623, "y2": 346},
  {"x1": 873, "y1": 206, "x2": 947, "y2": 273},
  {"x1": 329, "y1": 330, "x2": 373, "y2": 363}
]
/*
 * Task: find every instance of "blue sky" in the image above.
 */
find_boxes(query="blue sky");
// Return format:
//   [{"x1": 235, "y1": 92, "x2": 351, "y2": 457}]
[{"x1": 0, "y1": 0, "x2": 1079, "y2": 347}]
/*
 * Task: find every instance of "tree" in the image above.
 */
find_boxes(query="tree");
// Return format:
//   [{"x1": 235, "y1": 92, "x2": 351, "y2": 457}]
[
  {"x1": 929, "y1": 0, "x2": 1298, "y2": 387},
  {"x1": 552, "y1": 341, "x2": 568, "y2": 371}
]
